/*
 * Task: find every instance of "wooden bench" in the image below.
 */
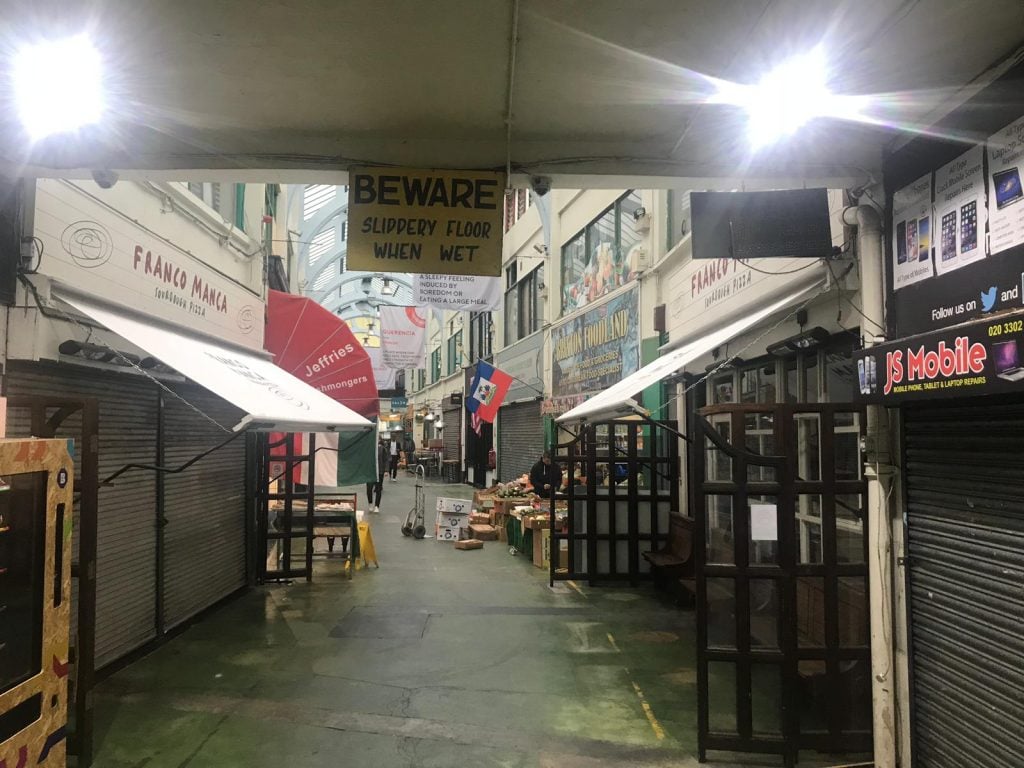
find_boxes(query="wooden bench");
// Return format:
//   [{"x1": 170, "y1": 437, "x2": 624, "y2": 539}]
[{"x1": 643, "y1": 512, "x2": 695, "y2": 604}]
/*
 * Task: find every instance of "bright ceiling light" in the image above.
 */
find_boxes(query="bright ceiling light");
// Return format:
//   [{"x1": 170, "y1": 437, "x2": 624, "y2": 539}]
[
  {"x1": 712, "y1": 47, "x2": 865, "y2": 149},
  {"x1": 13, "y1": 35, "x2": 105, "y2": 140}
]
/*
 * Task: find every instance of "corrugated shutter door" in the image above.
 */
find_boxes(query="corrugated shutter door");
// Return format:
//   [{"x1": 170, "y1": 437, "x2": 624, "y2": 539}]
[
  {"x1": 904, "y1": 400, "x2": 1024, "y2": 768},
  {"x1": 497, "y1": 400, "x2": 542, "y2": 482},
  {"x1": 5, "y1": 363, "x2": 159, "y2": 668},
  {"x1": 442, "y1": 404, "x2": 460, "y2": 462},
  {"x1": 162, "y1": 384, "x2": 247, "y2": 629}
]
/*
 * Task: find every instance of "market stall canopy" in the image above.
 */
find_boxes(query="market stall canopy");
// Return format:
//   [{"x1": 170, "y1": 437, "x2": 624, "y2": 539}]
[
  {"x1": 265, "y1": 289, "x2": 379, "y2": 419},
  {"x1": 557, "y1": 283, "x2": 824, "y2": 424},
  {"x1": 56, "y1": 289, "x2": 372, "y2": 433}
]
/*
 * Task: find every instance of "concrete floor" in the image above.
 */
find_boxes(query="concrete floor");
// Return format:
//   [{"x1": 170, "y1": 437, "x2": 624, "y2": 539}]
[{"x1": 90, "y1": 477, "x2": 855, "y2": 768}]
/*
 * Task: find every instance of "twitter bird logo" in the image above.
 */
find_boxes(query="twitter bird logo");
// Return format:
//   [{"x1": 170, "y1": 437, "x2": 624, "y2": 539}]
[{"x1": 981, "y1": 286, "x2": 997, "y2": 312}]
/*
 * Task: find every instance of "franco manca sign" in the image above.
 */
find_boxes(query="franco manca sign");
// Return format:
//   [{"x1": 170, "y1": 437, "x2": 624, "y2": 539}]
[{"x1": 853, "y1": 312, "x2": 1024, "y2": 404}]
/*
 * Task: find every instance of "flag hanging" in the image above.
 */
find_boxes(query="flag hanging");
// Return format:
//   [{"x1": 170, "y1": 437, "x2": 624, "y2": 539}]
[
  {"x1": 466, "y1": 361, "x2": 512, "y2": 423},
  {"x1": 470, "y1": 411, "x2": 483, "y2": 436}
]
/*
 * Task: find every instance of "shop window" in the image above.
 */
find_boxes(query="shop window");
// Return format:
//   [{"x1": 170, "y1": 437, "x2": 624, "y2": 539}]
[
  {"x1": 447, "y1": 330, "x2": 463, "y2": 375},
  {"x1": 469, "y1": 312, "x2": 493, "y2": 361},
  {"x1": 504, "y1": 265, "x2": 541, "y2": 346},
  {"x1": 430, "y1": 348, "x2": 441, "y2": 384},
  {"x1": 560, "y1": 191, "x2": 644, "y2": 314}
]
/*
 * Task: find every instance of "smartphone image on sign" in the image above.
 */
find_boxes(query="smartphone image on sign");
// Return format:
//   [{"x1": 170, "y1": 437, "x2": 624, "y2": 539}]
[
  {"x1": 906, "y1": 219, "x2": 918, "y2": 261},
  {"x1": 917, "y1": 216, "x2": 930, "y2": 261},
  {"x1": 960, "y1": 200, "x2": 977, "y2": 253},
  {"x1": 941, "y1": 211, "x2": 957, "y2": 262},
  {"x1": 896, "y1": 220, "x2": 907, "y2": 264}
]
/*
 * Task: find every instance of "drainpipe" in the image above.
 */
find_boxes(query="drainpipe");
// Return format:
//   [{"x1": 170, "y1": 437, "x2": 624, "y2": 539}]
[{"x1": 844, "y1": 204, "x2": 898, "y2": 768}]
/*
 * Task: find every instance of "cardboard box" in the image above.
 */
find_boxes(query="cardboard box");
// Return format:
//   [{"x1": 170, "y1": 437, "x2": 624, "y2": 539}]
[
  {"x1": 455, "y1": 539, "x2": 484, "y2": 550},
  {"x1": 469, "y1": 524, "x2": 499, "y2": 541},
  {"x1": 436, "y1": 497, "x2": 472, "y2": 514},
  {"x1": 533, "y1": 529, "x2": 568, "y2": 569},
  {"x1": 469, "y1": 512, "x2": 491, "y2": 525}
]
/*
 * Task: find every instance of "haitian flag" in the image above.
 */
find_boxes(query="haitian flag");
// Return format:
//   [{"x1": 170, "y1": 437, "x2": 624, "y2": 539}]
[{"x1": 466, "y1": 360, "x2": 512, "y2": 423}]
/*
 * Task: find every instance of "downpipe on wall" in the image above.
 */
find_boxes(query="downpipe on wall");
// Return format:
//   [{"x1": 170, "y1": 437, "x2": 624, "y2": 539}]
[{"x1": 844, "y1": 203, "x2": 900, "y2": 768}]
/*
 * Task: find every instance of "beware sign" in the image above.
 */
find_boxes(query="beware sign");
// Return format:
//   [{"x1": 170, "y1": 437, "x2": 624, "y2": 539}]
[{"x1": 347, "y1": 167, "x2": 505, "y2": 276}]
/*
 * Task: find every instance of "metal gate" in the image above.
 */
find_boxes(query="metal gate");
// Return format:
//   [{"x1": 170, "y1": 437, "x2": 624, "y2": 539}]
[
  {"x1": 695, "y1": 403, "x2": 871, "y2": 766},
  {"x1": 498, "y1": 400, "x2": 542, "y2": 482},
  {"x1": 552, "y1": 419, "x2": 679, "y2": 584},
  {"x1": 5, "y1": 364, "x2": 159, "y2": 668},
  {"x1": 904, "y1": 400, "x2": 1024, "y2": 768},
  {"x1": 162, "y1": 384, "x2": 247, "y2": 630}
]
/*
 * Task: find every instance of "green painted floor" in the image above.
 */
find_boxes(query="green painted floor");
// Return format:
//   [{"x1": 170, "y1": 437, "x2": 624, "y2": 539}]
[{"x1": 89, "y1": 478, "x2": 854, "y2": 768}]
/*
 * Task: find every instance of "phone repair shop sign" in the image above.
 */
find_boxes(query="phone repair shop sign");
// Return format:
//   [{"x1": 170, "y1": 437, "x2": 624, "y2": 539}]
[
  {"x1": 347, "y1": 167, "x2": 505, "y2": 276},
  {"x1": 852, "y1": 312, "x2": 1024, "y2": 405}
]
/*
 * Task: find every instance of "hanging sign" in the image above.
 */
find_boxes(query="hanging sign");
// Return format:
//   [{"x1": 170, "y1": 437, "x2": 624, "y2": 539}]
[
  {"x1": 853, "y1": 312, "x2": 1024, "y2": 404},
  {"x1": 347, "y1": 167, "x2": 505, "y2": 276},
  {"x1": 380, "y1": 305, "x2": 427, "y2": 369},
  {"x1": 412, "y1": 273, "x2": 503, "y2": 311}
]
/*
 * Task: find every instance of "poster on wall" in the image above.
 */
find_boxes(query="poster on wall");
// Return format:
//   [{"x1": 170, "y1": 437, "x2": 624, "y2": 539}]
[
  {"x1": 380, "y1": 306, "x2": 427, "y2": 369},
  {"x1": 891, "y1": 173, "x2": 934, "y2": 290},
  {"x1": 933, "y1": 145, "x2": 987, "y2": 275},
  {"x1": 987, "y1": 115, "x2": 1024, "y2": 254},
  {"x1": 551, "y1": 289, "x2": 639, "y2": 402}
]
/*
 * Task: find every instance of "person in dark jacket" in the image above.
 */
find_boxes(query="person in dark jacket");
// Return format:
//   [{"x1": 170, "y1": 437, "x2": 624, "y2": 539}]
[
  {"x1": 366, "y1": 438, "x2": 389, "y2": 513},
  {"x1": 530, "y1": 451, "x2": 563, "y2": 500}
]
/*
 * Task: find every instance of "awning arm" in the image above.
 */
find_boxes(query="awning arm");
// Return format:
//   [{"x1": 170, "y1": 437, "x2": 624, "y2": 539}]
[{"x1": 101, "y1": 429, "x2": 247, "y2": 486}]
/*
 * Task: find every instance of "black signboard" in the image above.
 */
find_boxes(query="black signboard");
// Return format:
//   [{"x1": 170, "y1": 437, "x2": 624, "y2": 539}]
[
  {"x1": 853, "y1": 312, "x2": 1024, "y2": 404},
  {"x1": 884, "y1": 57, "x2": 1024, "y2": 338}
]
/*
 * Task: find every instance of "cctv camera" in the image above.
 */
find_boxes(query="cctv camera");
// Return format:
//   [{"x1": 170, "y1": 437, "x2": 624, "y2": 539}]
[
  {"x1": 530, "y1": 176, "x2": 552, "y2": 197},
  {"x1": 91, "y1": 170, "x2": 119, "y2": 189}
]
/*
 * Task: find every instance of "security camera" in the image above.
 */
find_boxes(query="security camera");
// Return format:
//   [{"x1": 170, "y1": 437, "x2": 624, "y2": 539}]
[
  {"x1": 91, "y1": 170, "x2": 119, "y2": 189},
  {"x1": 530, "y1": 175, "x2": 552, "y2": 197}
]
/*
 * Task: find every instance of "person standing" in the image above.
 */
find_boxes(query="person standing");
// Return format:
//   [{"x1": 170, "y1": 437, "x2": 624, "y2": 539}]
[
  {"x1": 389, "y1": 435, "x2": 400, "y2": 480},
  {"x1": 530, "y1": 451, "x2": 563, "y2": 501},
  {"x1": 365, "y1": 438, "x2": 388, "y2": 514}
]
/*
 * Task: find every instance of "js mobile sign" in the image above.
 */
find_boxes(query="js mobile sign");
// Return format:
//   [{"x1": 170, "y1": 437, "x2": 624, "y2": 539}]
[
  {"x1": 347, "y1": 167, "x2": 505, "y2": 276},
  {"x1": 853, "y1": 313, "x2": 1024, "y2": 404}
]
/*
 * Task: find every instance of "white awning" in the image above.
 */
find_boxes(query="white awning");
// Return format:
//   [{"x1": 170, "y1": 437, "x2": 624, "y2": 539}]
[
  {"x1": 557, "y1": 283, "x2": 824, "y2": 424},
  {"x1": 57, "y1": 290, "x2": 372, "y2": 433}
]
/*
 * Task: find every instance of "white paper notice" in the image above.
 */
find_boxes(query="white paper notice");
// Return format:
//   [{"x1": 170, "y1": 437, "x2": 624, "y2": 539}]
[
  {"x1": 933, "y1": 145, "x2": 987, "y2": 275},
  {"x1": 892, "y1": 173, "x2": 934, "y2": 290},
  {"x1": 413, "y1": 273, "x2": 503, "y2": 312},
  {"x1": 987, "y1": 115, "x2": 1024, "y2": 255},
  {"x1": 750, "y1": 503, "x2": 778, "y2": 542}
]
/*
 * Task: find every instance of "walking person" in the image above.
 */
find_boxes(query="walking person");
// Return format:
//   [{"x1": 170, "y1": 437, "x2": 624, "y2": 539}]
[
  {"x1": 530, "y1": 450, "x2": 563, "y2": 502},
  {"x1": 389, "y1": 434, "x2": 400, "y2": 480},
  {"x1": 365, "y1": 438, "x2": 388, "y2": 514}
]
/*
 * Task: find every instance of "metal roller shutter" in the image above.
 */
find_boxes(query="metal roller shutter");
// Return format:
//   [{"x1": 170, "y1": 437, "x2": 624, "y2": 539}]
[
  {"x1": 5, "y1": 363, "x2": 159, "y2": 668},
  {"x1": 162, "y1": 384, "x2": 247, "y2": 630},
  {"x1": 442, "y1": 404, "x2": 461, "y2": 462},
  {"x1": 904, "y1": 400, "x2": 1024, "y2": 768},
  {"x1": 497, "y1": 400, "x2": 542, "y2": 482}
]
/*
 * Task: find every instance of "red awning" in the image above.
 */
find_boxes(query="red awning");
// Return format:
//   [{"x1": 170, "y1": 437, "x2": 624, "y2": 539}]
[{"x1": 265, "y1": 290, "x2": 379, "y2": 419}]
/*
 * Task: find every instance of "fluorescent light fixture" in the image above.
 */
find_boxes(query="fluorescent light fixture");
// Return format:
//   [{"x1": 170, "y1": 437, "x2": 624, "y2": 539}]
[
  {"x1": 13, "y1": 35, "x2": 105, "y2": 140},
  {"x1": 711, "y1": 47, "x2": 865, "y2": 149}
]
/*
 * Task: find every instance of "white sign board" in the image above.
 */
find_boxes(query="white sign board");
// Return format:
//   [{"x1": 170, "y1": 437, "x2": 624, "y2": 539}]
[
  {"x1": 34, "y1": 179, "x2": 264, "y2": 350},
  {"x1": 891, "y1": 174, "x2": 935, "y2": 290},
  {"x1": 987, "y1": 115, "x2": 1024, "y2": 255},
  {"x1": 413, "y1": 274, "x2": 502, "y2": 311},
  {"x1": 750, "y1": 503, "x2": 778, "y2": 541},
  {"x1": 933, "y1": 145, "x2": 986, "y2": 275}
]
